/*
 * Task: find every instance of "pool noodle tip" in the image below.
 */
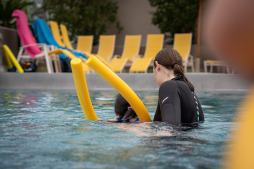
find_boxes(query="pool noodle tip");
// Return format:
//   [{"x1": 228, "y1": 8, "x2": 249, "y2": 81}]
[{"x1": 71, "y1": 58, "x2": 98, "y2": 120}]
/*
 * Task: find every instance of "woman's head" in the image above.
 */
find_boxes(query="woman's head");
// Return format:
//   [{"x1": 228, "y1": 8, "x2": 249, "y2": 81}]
[
  {"x1": 153, "y1": 48, "x2": 194, "y2": 91},
  {"x1": 114, "y1": 94, "x2": 137, "y2": 122},
  {"x1": 154, "y1": 48, "x2": 184, "y2": 74}
]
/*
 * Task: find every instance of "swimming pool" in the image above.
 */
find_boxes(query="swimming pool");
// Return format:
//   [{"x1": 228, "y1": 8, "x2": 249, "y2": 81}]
[{"x1": 0, "y1": 89, "x2": 246, "y2": 169}]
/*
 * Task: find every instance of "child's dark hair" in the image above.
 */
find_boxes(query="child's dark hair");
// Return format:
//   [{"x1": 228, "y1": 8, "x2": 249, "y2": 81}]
[{"x1": 114, "y1": 94, "x2": 137, "y2": 122}]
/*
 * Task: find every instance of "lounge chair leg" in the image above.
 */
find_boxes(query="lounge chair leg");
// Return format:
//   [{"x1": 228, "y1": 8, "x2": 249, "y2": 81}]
[
  {"x1": 45, "y1": 57, "x2": 52, "y2": 73},
  {"x1": 57, "y1": 56, "x2": 62, "y2": 72},
  {"x1": 52, "y1": 55, "x2": 58, "y2": 73},
  {"x1": 204, "y1": 61, "x2": 207, "y2": 72},
  {"x1": 45, "y1": 54, "x2": 52, "y2": 73},
  {"x1": 226, "y1": 65, "x2": 230, "y2": 74},
  {"x1": 43, "y1": 45, "x2": 53, "y2": 73},
  {"x1": 184, "y1": 63, "x2": 187, "y2": 73},
  {"x1": 54, "y1": 55, "x2": 60, "y2": 73},
  {"x1": 17, "y1": 48, "x2": 23, "y2": 62}
]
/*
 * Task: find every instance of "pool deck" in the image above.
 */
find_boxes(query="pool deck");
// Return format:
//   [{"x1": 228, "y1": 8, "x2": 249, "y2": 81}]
[{"x1": 0, "y1": 73, "x2": 250, "y2": 91}]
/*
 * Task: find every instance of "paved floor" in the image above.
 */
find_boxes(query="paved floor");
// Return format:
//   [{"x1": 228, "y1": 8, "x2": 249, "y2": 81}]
[{"x1": 0, "y1": 73, "x2": 250, "y2": 91}]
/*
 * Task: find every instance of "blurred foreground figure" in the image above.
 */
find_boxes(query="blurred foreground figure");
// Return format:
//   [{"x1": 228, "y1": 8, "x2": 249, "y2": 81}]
[
  {"x1": 205, "y1": 0, "x2": 254, "y2": 169},
  {"x1": 205, "y1": 0, "x2": 254, "y2": 80}
]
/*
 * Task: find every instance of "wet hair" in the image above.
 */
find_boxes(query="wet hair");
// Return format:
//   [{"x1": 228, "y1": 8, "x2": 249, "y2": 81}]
[
  {"x1": 154, "y1": 48, "x2": 194, "y2": 92},
  {"x1": 114, "y1": 94, "x2": 137, "y2": 122}
]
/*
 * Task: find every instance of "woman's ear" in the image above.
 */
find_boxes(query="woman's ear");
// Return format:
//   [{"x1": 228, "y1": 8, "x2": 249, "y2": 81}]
[
  {"x1": 155, "y1": 61, "x2": 161, "y2": 71},
  {"x1": 115, "y1": 111, "x2": 119, "y2": 116}
]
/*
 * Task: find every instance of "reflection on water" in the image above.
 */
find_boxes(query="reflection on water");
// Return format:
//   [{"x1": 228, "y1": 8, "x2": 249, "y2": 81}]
[{"x1": 0, "y1": 89, "x2": 246, "y2": 169}]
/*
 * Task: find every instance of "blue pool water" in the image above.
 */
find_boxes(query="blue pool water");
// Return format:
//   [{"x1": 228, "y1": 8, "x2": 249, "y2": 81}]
[{"x1": 0, "y1": 89, "x2": 246, "y2": 169}]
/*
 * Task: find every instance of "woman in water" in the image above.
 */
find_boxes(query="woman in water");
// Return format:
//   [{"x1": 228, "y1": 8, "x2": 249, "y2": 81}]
[{"x1": 153, "y1": 48, "x2": 204, "y2": 127}]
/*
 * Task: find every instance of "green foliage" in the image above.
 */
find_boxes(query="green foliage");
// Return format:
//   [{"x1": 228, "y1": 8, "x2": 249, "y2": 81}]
[
  {"x1": 43, "y1": 0, "x2": 122, "y2": 45},
  {"x1": 149, "y1": 0, "x2": 199, "y2": 43},
  {"x1": 0, "y1": 0, "x2": 34, "y2": 28}
]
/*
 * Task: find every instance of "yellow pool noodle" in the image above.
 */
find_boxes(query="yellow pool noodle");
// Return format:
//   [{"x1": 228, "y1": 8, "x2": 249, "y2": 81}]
[
  {"x1": 2, "y1": 45, "x2": 24, "y2": 73},
  {"x1": 224, "y1": 86, "x2": 254, "y2": 169},
  {"x1": 71, "y1": 58, "x2": 98, "y2": 120},
  {"x1": 3, "y1": 46, "x2": 13, "y2": 69},
  {"x1": 49, "y1": 49, "x2": 90, "y2": 72},
  {"x1": 86, "y1": 54, "x2": 151, "y2": 122}
]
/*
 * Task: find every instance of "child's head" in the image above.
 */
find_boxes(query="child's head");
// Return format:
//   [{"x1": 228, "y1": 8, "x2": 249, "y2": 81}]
[{"x1": 114, "y1": 94, "x2": 138, "y2": 122}]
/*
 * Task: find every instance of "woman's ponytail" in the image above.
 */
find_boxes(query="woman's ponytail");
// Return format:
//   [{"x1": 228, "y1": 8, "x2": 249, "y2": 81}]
[
  {"x1": 182, "y1": 74, "x2": 194, "y2": 92},
  {"x1": 173, "y1": 63, "x2": 195, "y2": 92}
]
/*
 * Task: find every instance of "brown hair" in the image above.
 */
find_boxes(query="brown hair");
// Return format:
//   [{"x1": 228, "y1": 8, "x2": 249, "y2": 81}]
[
  {"x1": 154, "y1": 48, "x2": 194, "y2": 92},
  {"x1": 115, "y1": 94, "x2": 137, "y2": 122}
]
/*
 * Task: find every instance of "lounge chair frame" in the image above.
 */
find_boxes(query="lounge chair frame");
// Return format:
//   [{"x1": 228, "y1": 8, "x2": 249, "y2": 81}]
[
  {"x1": 17, "y1": 43, "x2": 61, "y2": 73},
  {"x1": 204, "y1": 60, "x2": 230, "y2": 73}
]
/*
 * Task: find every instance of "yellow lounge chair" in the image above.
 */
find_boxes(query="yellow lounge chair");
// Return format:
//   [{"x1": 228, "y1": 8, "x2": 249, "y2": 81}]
[
  {"x1": 110, "y1": 35, "x2": 141, "y2": 73},
  {"x1": 77, "y1": 35, "x2": 93, "y2": 53},
  {"x1": 204, "y1": 60, "x2": 230, "y2": 73},
  {"x1": 93, "y1": 35, "x2": 116, "y2": 70},
  {"x1": 129, "y1": 34, "x2": 164, "y2": 73},
  {"x1": 173, "y1": 33, "x2": 194, "y2": 72},
  {"x1": 60, "y1": 24, "x2": 74, "y2": 50},
  {"x1": 50, "y1": 21, "x2": 110, "y2": 72},
  {"x1": 50, "y1": 22, "x2": 93, "y2": 72},
  {"x1": 76, "y1": 35, "x2": 113, "y2": 72},
  {"x1": 95, "y1": 35, "x2": 115, "y2": 62},
  {"x1": 76, "y1": 35, "x2": 114, "y2": 71},
  {"x1": 49, "y1": 21, "x2": 65, "y2": 47}
]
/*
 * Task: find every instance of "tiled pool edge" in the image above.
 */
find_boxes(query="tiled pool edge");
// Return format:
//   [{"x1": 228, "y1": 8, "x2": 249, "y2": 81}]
[{"x1": 0, "y1": 73, "x2": 250, "y2": 91}]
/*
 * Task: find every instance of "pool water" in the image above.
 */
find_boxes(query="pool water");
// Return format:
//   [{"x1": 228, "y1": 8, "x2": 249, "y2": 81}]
[{"x1": 0, "y1": 89, "x2": 246, "y2": 169}]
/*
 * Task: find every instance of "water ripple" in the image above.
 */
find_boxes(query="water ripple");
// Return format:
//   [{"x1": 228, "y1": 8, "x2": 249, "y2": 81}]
[{"x1": 0, "y1": 89, "x2": 246, "y2": 169}]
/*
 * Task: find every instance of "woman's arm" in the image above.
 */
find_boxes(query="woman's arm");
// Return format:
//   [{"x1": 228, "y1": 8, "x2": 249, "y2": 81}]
[
  {"x1": 159, "y1": 82, "x2": 181, "y2": 125},
  {"x1": 153, "y1": 101, "x2": 161, "y2": 121}
]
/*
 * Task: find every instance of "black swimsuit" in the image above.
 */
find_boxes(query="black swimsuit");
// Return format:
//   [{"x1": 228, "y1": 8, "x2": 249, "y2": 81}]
[{"x1": 153, "y1": 76, "x2": 204, "y2": 126}]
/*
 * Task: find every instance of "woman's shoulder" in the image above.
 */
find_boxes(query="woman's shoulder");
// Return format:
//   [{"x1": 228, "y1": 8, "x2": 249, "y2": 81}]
[
  {"x1": 161, "y1": 80, "x2": 177, "y2": 88},
  {"x1": 160, "y1": 80, "x2": 177, "y2": 89},
  {"x1": 160, "y1": 79, "x2": 191, "y2": 93},
  {"x1": 160, "y1": 79, "x2": 187, "y2": 89},
  {"x1": 159, "y1": 80, "x2": 179, "y2": 94}
]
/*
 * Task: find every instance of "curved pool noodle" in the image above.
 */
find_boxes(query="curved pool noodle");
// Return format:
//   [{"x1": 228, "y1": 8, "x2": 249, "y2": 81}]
[
  {"x1": 86, "y1": 54, "x2": 151, "y2": 122},
  {"x1": 71, "y1": 58, "x2": 98, "y2": 120},
  {"x1": 2, "y1": 45, "x2": 24, "y2": 73},
  {"x1": 48, "y1": 49, "x2": 90, "y2": 72},
  {"x1": 225, "y1": 87, "x2": 254, "y2": 169}
]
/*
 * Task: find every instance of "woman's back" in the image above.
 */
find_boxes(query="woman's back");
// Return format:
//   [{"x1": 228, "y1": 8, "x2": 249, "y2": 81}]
[{"x1": 154, "y1": 76, "x2": 204, "y2": 126}]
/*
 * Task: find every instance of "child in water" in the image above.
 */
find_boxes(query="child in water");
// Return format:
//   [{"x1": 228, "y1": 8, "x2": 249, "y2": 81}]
[
  {"x1": 110, "y1": 94, "x2": 173, "y2": 136},
  {"x1": 108, "y1": 94, "x2": 139, "y2": 123}
]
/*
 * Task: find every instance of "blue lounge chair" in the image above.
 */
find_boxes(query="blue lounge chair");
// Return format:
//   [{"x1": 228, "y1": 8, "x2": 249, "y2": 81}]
[{"x1": 32, "y1": 18, "x2": 87, "y2": 60}]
